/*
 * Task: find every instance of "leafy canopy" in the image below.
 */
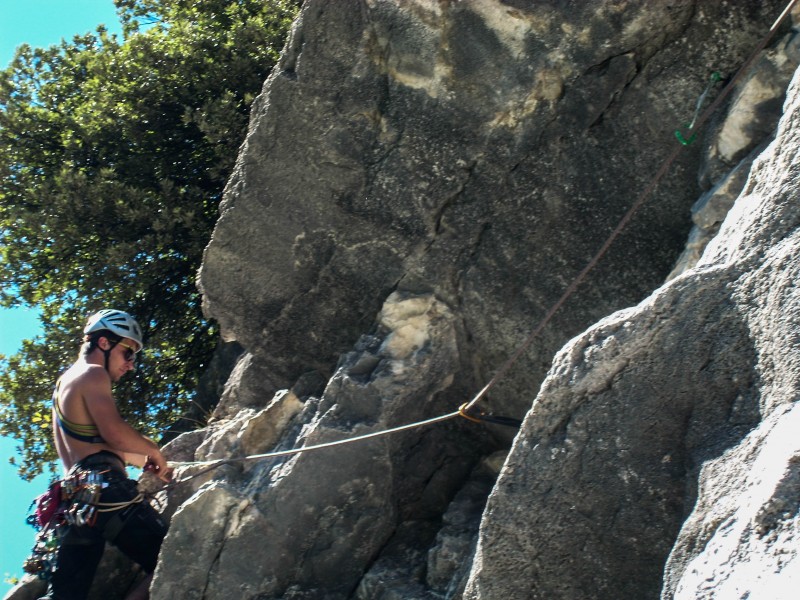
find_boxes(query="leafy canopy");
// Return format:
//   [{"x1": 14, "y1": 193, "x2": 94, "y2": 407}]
[{"x1": 0, "y1": 0, "x2": 300, "y2": 479}]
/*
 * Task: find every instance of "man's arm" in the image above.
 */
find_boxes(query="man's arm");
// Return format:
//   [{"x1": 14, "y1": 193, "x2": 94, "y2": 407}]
[
  {"x1": 122, "y1": 452, "x2": 148, "y2": 468},
  {"x1": 81, "y1": 367, "x2": 172, "y2": 480}
]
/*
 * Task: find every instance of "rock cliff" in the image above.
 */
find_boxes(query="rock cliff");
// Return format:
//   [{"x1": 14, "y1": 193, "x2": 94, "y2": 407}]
[
  {"x1": 464, "y1": 86, "x2": 800, "y2": 597},
  {"x1": 6, "y1": 1, "x2": 800, "y2": 599},
  {"x1": 186, "y1": 2, "x2": 800, "y2": 598}
]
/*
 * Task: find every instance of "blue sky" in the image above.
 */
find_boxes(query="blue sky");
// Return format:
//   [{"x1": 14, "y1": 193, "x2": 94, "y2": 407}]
[
  {"x1": 0, "y1": 309, "x2": 46, "y2": 587},
  {"x1": 0, "y1": 0, "x2": 123, "y2": 588},
  {"x1": 0, "y1": 0, "x2": 121, "y2": 69}
]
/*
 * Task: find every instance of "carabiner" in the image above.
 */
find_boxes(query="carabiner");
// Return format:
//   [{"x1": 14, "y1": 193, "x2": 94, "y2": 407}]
[{"x1": 675, "y1": 123, "x2": 697, "y2": 146}]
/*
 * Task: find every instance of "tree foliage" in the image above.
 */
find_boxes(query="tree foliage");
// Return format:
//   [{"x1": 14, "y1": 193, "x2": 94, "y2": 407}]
[{"x1": 0, "y1": 0, "x2": 301, "y2": 479}]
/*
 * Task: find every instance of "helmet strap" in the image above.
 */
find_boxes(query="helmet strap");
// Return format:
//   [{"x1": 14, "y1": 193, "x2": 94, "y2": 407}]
[
  {"x1": 94, "y1": 334, "x2": 120, "y2": 374},
  {"x1": 102, "y1": 346, "x2": 112, "y2": 372}
]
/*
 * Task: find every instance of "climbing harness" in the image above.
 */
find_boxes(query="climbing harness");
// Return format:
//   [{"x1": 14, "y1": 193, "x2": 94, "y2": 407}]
[{"x1": 23, "y1": 460, "x2": 146, "y2": 581}]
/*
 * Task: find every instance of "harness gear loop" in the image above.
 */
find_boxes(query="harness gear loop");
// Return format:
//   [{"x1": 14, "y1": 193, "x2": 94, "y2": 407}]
[{"x1": 23, "y1": 462, "x2": 148, "y2": 580}]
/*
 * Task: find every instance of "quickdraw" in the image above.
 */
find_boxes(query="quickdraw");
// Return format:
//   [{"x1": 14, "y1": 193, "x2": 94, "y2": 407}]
[
  {"x1": 675, "y1": 72, "x2": 723, "y2": 146},
  {"x1": 458, "y1": 403, "x2": 523, "y2": 428}
]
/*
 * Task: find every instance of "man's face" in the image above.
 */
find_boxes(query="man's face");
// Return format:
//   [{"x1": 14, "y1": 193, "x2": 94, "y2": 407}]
[{"x1": 109, "y1": 338, "x2": 138, "y2": 381}]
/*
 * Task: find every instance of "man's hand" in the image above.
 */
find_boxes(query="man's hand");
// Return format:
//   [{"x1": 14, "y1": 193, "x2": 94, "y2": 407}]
[{"x1": 144, "y1": 453, "x2": 174, "y2": 483}]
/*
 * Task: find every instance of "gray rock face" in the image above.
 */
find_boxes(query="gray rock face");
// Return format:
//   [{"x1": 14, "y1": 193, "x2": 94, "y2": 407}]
[
  {"x1": 177, "y1": 1, "x2": 800, "y2": 600},
  {"x1": 198, "y1": 0, "x2": 787, "y2": 429},
  {"x1": 669, "y1": 28, "x2": 800, "y2": 280},
  {"x1": 464, "y1": 66, "x2": 800, "y2": 600},
  {"x1": 151, "y1": 292, "x2": 483, "y2": 599},
  {"x1": 665, "y1": 405, "x2": 800, "y2": 600}
]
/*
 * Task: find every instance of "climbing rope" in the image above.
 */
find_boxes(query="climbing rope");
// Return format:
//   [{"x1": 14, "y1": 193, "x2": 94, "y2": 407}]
[
  {"x1": 163, "y1": 410, "x2": 462, "y2": 489},
  {"x1": 94, "y1": 494, "x2": 145, "y2": 512},
  {"x1": 460, "y1": 0, "x2": 800, "y2": 416},
  {"x1": 162, "y1": 403, "x2": 521, "y2": 489},
  {"x1": 159, "y1": 0, "x2": 799, "y2": 490}
]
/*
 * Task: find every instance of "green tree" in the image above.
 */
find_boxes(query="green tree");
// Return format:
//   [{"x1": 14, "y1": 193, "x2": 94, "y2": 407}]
[{"x1": 0, "y1": 0, "x2": 301, "y2": 479}]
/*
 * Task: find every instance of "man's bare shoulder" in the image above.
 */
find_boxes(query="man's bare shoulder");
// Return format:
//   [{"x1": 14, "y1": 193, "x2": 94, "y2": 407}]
[{"x1": 60, "y1": 362, "x2": 111, "y2": 390}]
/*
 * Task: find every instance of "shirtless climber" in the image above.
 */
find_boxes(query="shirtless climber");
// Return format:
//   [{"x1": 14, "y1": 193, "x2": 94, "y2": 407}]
[{"x1": 40, "y1": 309, "x2": 173, "y2": 600}]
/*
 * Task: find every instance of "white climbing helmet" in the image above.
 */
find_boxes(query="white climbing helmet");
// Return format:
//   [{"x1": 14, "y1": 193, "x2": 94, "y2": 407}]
[{"x1": 84, "y1": 309, "x2": 144, "y2": 350}]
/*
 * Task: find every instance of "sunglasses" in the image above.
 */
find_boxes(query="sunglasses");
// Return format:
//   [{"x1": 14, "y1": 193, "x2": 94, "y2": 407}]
[{"x1": 117, "y1": 341, "x2": 139, "y2": 362}]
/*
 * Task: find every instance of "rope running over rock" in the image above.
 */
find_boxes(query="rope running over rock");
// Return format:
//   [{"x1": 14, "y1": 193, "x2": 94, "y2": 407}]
[{"x1": 162, "y1": 0, "x2": 800, "y2": 490}]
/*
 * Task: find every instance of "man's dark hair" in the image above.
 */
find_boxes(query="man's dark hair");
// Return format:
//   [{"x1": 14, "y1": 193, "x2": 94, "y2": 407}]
[{"x1": 81, "y1": 330, "x2": 123, "y2": 357}]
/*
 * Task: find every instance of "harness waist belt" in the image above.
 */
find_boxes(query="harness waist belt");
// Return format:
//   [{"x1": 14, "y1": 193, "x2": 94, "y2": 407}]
[{"x1": 72, "y1": 451, "x2": 126, "y2": 475}]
